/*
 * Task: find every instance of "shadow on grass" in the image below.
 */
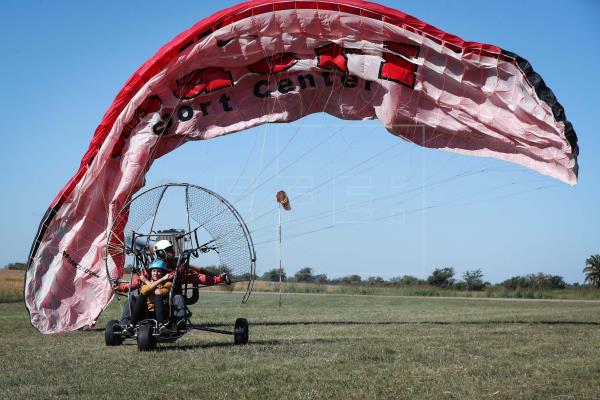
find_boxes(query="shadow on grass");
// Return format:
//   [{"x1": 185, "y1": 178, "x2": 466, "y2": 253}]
[
  {"x1": 202, "y1": 320, "x2": 600, "y2": 327},
  {"x1": 93, "y1": 319, "x2": 600, "y2": 336},
  {"x1": 83, "y1": 327, "x2": 106, "y2": 332},
  {"x1": 154, "y1": 338, "x2": 332, "y2": 352}
]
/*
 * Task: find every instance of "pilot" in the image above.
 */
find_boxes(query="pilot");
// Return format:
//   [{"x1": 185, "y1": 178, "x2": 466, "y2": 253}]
[
  {"x1": 154, "y1": 239, "x2": 231, "y2": 286},
  {"x1": 113, "y1": 239, "x2": 231, "y2": 331},
  {"x1": 130, "y1": 259, "x2": 173, "y2": 332},
  {"x1": 112, "y1": 269, "x2": 146, "y2": 329}
]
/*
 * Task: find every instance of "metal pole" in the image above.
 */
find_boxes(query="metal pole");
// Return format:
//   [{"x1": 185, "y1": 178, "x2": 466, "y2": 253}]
[{"x1": 278, "y1": 204, "x2": 283, "y2": 308}]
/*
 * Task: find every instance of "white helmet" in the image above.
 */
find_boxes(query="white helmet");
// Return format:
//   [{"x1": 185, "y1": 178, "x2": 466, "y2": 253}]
[
  {"x1": 155, "y1": 239, "x2": 173, "y2": 260},
  {"x1": 155, "y1": 240, "x2": 173, "y2": 251}
]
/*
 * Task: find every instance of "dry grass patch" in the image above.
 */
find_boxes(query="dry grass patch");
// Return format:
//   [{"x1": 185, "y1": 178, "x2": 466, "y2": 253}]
[{"x1": 0, "y1": 269, "x2": 24, "y2": 302}]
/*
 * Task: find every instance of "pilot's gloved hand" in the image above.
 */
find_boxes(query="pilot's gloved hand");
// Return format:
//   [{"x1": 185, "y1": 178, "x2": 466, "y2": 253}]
[{"x1": 220, "y1": 273, "x2": 231, "y2": 285}]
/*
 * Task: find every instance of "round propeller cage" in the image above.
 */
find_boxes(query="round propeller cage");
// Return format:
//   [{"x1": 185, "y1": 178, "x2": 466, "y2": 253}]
[{"x1": 105, "y1": 183, "x2": 256, "y2": 302}]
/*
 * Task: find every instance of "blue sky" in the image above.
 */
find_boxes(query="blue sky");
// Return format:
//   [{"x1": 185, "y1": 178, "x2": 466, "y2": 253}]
[{"x1": 0, "y1": 1, "x2": 598, "y2": 283}]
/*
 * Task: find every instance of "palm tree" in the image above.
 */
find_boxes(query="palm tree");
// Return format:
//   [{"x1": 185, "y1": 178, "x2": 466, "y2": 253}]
[{"x1": 583, "y1": 255, "x2": 600, "y2": 288}]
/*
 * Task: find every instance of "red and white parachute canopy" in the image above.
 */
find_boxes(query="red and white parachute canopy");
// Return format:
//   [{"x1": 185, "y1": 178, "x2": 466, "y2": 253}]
[{"x1": 25, "y1": 0, "x2": 578, "y2": 333}]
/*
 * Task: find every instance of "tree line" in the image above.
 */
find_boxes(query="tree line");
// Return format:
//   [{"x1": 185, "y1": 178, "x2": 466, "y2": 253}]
[
  {"x1": 259, "y1": 254, "x2": 600, "y2": 291},
  {"x1": 4, "y1": 254, "x2": 600, "y2": 289}
]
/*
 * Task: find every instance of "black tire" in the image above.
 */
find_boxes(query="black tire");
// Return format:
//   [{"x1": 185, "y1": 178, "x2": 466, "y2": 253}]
[
  {"x1": 234, "y1": 318, "x2": 249, "y2": 345},
  {"x1": 105, "y1": 320, "x2": 124, "y2": 346},
  {"x1": 137, "y1": 324, "x2": 157, "y2": 351}
]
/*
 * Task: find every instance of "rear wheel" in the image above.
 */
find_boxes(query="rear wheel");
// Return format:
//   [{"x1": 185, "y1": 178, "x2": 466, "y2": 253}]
[
  {"x1": 105, "y1": 320, "x2": 124, "y2": 346},
  {"x1": 234, "y1": 318, "x2": 249, "y2": 345},
  {"x1": 137, "y1": 324, "x2": 157, "y2": 351}
]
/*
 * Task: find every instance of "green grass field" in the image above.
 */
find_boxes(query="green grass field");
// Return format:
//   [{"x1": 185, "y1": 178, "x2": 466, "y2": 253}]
[{"x1": 2, "y1": 291, "x2": 600, "y2": 399}]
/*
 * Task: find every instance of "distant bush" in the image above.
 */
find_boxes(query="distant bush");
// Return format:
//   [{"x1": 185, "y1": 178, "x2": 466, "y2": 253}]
[
  {"x1": 427, "y1": 267, "x2": 455, "y2": 288},
  {"x1": 328, "y1": 275, "x2": 362, "y2": 285},
  {"x1": 502, "y1": 273, "x2": 566, "y2": 290},
  {"x1": 341, "y1": 275, "x2": 362, "y2": 285},
  {"x1": 366, "y1": 276, "x2": 386, "y2": 286},
  {"x1": 462, "y1": 269, "x2": 486, "y2": 291},
  {"x1": 237, "y1": 272, "x2": 254, "y2": 281},
  {"x1": 295, "y1": 267, "x2": 315, "y2": 282},
  {"x1": 261, "y1": 268, "x2": 286, "y2": 282},
  {"x1": 5, "y1": 262, "x2": 26, "y2": 271},
  {"x1": 389, "y1": 275, "x2": 423, "y2": 286}
]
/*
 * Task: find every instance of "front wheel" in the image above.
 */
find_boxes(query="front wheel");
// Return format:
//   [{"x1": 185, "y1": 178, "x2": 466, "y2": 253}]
[
  {"x1": 137, "y1": 324, "x2": 157, "y2": 351},
  {"x1": 105, "y1": 320, "x2": 124, "y2": 346},
  {"x1": 234, "y1": 318, "x2": 249, "y2": 345}
]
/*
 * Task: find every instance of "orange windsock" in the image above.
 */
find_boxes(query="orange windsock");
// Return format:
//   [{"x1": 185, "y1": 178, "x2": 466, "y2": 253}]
[{"x1": 276, "y1": 190, "x2": 291, "y2": 211}]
